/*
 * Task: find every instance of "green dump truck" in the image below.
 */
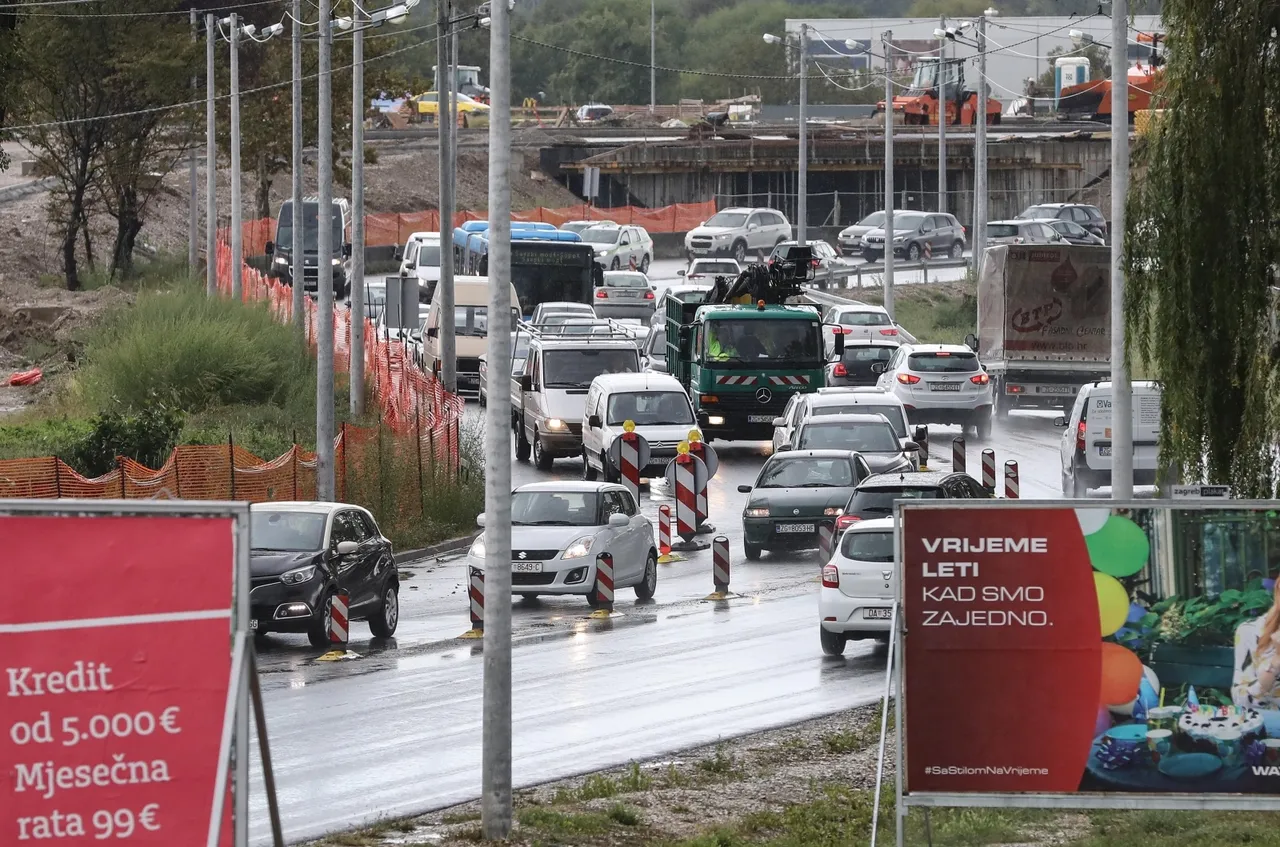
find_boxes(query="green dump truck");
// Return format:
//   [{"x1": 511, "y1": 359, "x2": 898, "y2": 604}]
[{"x1": 665, "y1": 251, "x2": 840, "y2": 441}]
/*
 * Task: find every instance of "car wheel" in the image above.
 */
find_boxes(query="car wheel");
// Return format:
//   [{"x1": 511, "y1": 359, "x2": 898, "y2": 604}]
[
  {"x1": 519, "y1": 593, "x2": 540, "y2": 602},
  {"x1": 732, "y1": 240, "x2": 747, "y2": 264},
  {"x1": 1072, "y1": 467, "x2": 1090, "y2": 498},
  {"x1": 461, "y1": 113, "x2": 470, "y2": 129},
  {"x1": 907, "y1": 242, "x2": 921, "y2": 261},
  {"x1": 602, "y1": 456, "x2": 620, "y2": 483},
  {"x1": 950, "y1": 240, "x2": 964, "y2": 259},
  {"x1": 515, "y1": 423, "x2": 531, "y2": 461},
  {"x1": 307, "y1": 592, "x2": 334, "y2": 648},
  {"x1": 610, "y1": 257, "x2": 620, "y2": 270},
  {"x1": 744, "y1": 542, "x2": 762, "y2": 561},
  {"x1": 533, "y1": 438, "x2": 554, "y2": 471},
  {"x1": 640, "y1": 254, "x2": 650, "y2": 273},
  {"x1": 581, "y1": 448, "x2": 599, "y2": 481},
  {"x1": 635, "y1": 552, "x2": 658, "y2": 600},
  {"x1": 369, "y1": 582, "x2": 399, "y2": 638},
  {"x1": 820, "y1": 626, "x2": 848, "y2": 657},
  {"x1": 478, "y1": 388, "x2": 486, "y2": 407}
]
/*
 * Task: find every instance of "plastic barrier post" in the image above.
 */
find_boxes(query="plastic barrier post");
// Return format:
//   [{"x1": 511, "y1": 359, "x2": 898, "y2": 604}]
[
  {"x1": 952, "y1": 436, "x2": 966, "y2": 474},
  {"x1": 657, "y1": 504, "x2": 673, "y2": 562},
  {"x1": 674, "y1": 454, "x2": 698, "y2": 541},
  {"x1": 818, "y1": 521, "x2": 836, "y2": 565},
  {"x1": 592, "y1": 552, "x2": 615, "y2": 616},
  {"x1": 708, "y1": 535, "x2": 730, "y2": 599},
  {"x1": 329, "y1": 592, "x2": 350, "y2": 644},
  {"x1": 981, "y1": 448, "x2": 996, "y2": 495},
  {"x1": 619, "y1": 431, "x2": 642, "y2": 502},
  {"x1": 688, "y1": 440, "x2": 712, "y2": 532},
  {"x1": 1004, "y1": 460, "x2": 1020, "y2": 499}
]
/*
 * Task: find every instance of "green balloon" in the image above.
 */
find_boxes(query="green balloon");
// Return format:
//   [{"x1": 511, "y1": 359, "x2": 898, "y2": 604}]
[{"x1": 1087, "y1": 515, "x2": 1150, "y2": 578}]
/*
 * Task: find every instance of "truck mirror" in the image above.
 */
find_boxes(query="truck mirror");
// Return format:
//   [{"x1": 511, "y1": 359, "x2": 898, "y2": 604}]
[
  {"x1": 520, "y1": 374, "x2": 532, "y2": 392},
  {"x1": 588, "y1": 414, "x2": 602, "y2": 429},
  {"x1": 832, "y1": 328, "x2": 845, "y2": 357},
  {"x1": 677, "y1": 270, "x2": 686, "y2": 277},
  {"x1": 426, "y1": 326, "x2": 439, "y2": 338},
  {"x1": 394, "y1": 247, "x2": 403, "y2": 260},
  {"x1": 964, "y1": 332, "x2": 978, "y2": 351},
  {"x1": 265, "y1": 241, "x2": 274, "y2": 255}
]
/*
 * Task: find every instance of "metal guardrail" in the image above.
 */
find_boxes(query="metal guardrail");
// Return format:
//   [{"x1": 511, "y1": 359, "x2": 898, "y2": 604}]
[{"x1": 801, "y1": 257, "x2": 971, "y2": 291}]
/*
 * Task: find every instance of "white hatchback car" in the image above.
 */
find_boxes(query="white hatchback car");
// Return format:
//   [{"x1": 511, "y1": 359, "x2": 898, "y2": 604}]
[
  {"x1": 819, "y1": 516, "x2": 897, "y2": 655},
  {"x1": 873, "y1": 343, "x2": 994, "y2": 439},
  {"x1": 469, "y1": 482, "x2": 657, "y2": 606},
  {"x1": 582, "y1": 225, "x2": 654, "y2": 272}
]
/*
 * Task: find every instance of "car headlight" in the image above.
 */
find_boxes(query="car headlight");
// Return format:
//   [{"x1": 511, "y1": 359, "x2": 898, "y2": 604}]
[
  {"x1": 280, "y1": 565, "x2": 317, "y2": 585},
  {"x1": 331, "y1": 258, "x2": 342, "y2": 266},
  {"x1": 562, "y1": 535, "x2": 594, "y2": 560},
  {"x1": 745, "y1": 507, "x2": 770, "y2": 517},
  {"x1": 545, "y1": 418, "x2": 566, "y2": 431},
  {"x1": 715, "y1": 234, "x2": 731, "y2": 241},
  {"x1": 823, "y1": 507, "x2": 843, "y2": 516},
  {"x1": 707, "y1": 415, "x2": 725, "y2": 426},
  {"x1": 273, "y1": 256, "x2": 288, "y2": 266},
  {"x1": 469, "y1": 535, "x2": 486, "y2": 559},
  {"x1": 893, "y1": 235, "x2": 905, "y2": 242}
]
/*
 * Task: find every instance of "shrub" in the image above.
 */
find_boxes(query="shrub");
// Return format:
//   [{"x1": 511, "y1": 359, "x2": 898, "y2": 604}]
[{"x1": 68, "y1": 404, "x2": 184, "y2": 476}]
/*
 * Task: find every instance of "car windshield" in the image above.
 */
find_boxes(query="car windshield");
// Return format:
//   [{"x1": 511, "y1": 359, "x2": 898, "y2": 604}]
[
  {"x1": 909, "y1": 352, "x2": 980, "y2": 373},
  {"x1": 836, "y1": 310, "x2": 890, "y2": 326},
  {"x1": 275, "y1": 202, "x2": 344, "y2": 253},
  {"x1": 695, "y1": 262, "x2": 739, "y2": 275},
  {"x1": 893, "y1": 214, "x2": 926, "y2": 231},
  {"x1": 840, "y1": 530, "x2": 895, "y2": 562},
  {"x1": 706, "y1": 212, "x2": 748, "y2": 227},
  {"x1": 705, "y1": 319, "x2": 821, "y2": 365},
  {"x1": 799, "y1": 421, "x2": 900, "y2": 452},
  {"x1": 561, "y1": 222, "x2": 593, "y2": 234},
  {"x1": 849, "y1": 486, "x2": 944, "y2": 515},
  {"x1": 540, "y1": 312, "x2": 589, "y2": 326},
  {"x1": 841, "y1": 346, "x2": 895, "y2": 364},
  {"x1": 580, "y1": 228, "x2": 620, "y2": 244},
  {"x1": 607, "y1": 390, "x2": 692, "y2": 425},
  {"x1": 757, "y1": 456, "x2": 856, "y2": 488},
  {"x1": 648, "y1": 330, "x2": 667, "y2": 359},
  {"x1": 857, "y1": 211, "x2": 886, "y2": 228},
  {"x1": 510, "y1": 491, "x2": 599, "y2": 526},
  {"x1": 417, "y1": 245, "x2": 441, "y2": 266},
  {"x1": 251, "y1": 510, "x2": 327, "y2": 552},
  {"x1": 1018, "y1": 206, "x2": 1056, "y2": 219},
  {"x1": 988, "y1": 224, "x2": 1021, "y2": 238},
  {"x1": 454, "y1": 306, "x2": 489, "y2": 337},
  {"x1": 544, "y1": 349, "x2": 638, "y2": 388},
  {"x1": 603, "y1": 272, "x2": 649, "y2": 288},
  {"x1": 814, "y1": 403, "x2": 904, "y2": 437}
]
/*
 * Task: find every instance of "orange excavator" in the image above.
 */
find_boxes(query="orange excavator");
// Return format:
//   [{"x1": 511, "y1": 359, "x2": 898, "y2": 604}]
[
  {"x1": 875, "y1": 57, "x2": 1002, "y2": 126},
  {"x1": 1056, "y1": 32, "x2": 1164, "y2": 122}
]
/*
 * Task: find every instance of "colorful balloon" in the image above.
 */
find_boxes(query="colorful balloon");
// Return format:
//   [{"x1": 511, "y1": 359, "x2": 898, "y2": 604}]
[
  {"x1": 1109, "y1": 665, "x2": 1161, "y2": 715},
  {"x1": 1100, "y1": 642, "x2": 1144, "y2": 707},
  {"x1": 1075, "y1": 507, "x2": 1111, "y2": 537},
  {"x1": 1086, "y1": 515, "x2": 1150, "y2": 578},
  {"x1": 1095, "y1": 572, "x2": 1130, "y2": 636}
]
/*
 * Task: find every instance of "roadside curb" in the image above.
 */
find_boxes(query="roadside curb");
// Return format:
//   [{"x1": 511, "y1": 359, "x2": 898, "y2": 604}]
[
  {"x1": 0, "y1": 177, "x2": 56, "y2": 205},
  {"x1": 395, "y1": 531, "x2": 479, "y2": 565}
]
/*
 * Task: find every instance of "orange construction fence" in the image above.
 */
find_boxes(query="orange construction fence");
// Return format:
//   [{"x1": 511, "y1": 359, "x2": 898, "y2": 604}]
[{"x1": 232, "y1": 199, "x2": 718, "y2": 256}]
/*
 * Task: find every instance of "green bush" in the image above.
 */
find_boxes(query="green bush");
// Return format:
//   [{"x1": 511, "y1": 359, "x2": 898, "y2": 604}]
[{"x1": 68, "y1": 404, "x2": 184, "y2": 476}]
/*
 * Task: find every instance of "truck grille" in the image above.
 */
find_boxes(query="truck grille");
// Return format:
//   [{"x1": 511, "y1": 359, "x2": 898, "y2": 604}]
[{"x1": 711, "y1": 393, "x2": 792, "y2": 419}]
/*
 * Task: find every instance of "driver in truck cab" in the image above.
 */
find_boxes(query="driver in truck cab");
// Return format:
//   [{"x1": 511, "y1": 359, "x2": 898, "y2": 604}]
[{"x1": 707, "y1": 323, "x2": 740, "y2": 360}]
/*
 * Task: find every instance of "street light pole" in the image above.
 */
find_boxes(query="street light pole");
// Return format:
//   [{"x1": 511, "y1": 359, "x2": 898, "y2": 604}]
[
  {"x1": 205, "y1": 13, "x2": 216, "y2": 297},
  {"x1": 882, "y1": 29, "x2": 894, "y2": 320},
  {"x1": 315, "y1": 4, "x2": 336, "y2": 501},
  {"x1": 291, "y1": 0, "x2": 305, "y2": 329},
  {"x1": 229, "y1": 13, "x2": 242, "y2": 302},
  {"x1": 938, "y1": 16, "x2": 947, "y2": 214},
  {"x1": 482, "y1": 0, "x2": 514, "y2": 839},
  {"x1": 797, "y1": 23, "x2": 808, "y2": 247},
  {"x1": 973, "y1": 12, "x2": 989, "y2": 280},
  {"x1": 1109, "y1": 0, "x2": 1132, "y2": 498},
  {"x1": 437, "y1": 0, "x2": 456, "y2": 395},
  {"x1": 649, "y1": 0, "x2": 655, "y2": 115},
  {"x1": 350, "y1": 5, "x2": 366, "y2": 418},
  {"x1": 189, "y1": 9, "x2": 198, "y2": 276}
]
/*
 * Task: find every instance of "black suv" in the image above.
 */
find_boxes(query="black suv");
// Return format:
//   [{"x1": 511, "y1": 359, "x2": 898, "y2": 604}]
[
  {"x1": 836, "y1": 470, "x2": 990, "y2": 527},
  {"x1": 1017, "y1": 203, "x2": 1108, "y2": 242},
  {"x1": 861, "y1": 212, "x2": 966, "y2": 263}
]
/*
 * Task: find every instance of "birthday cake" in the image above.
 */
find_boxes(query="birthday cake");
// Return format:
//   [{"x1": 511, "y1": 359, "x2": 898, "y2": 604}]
[{"x1": 1176, "y1": 705, "x2": 1265, "y2": 754}]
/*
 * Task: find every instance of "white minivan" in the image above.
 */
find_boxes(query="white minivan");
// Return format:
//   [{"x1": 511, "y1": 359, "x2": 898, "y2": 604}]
[
  {"x1": 581, "y1": 373, "x2": 701, "y2": 481},
  {"x1": 1055, "y1": 380, "x2": 1162, "y2": 497},
  {"x1": 422, "y1": 276, "x2": 520, "y2": 398}
]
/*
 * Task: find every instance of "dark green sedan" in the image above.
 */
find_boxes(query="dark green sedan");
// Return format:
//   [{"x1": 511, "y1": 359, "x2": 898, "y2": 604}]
[{"x1": 737, "y1": 449, "x2": 873, "y2": 561}]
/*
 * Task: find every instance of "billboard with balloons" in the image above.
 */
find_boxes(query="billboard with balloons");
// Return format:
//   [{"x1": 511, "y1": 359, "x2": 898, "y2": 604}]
[{"x1": 896, "y1": 501, "x2": 1280, "y2": 807}]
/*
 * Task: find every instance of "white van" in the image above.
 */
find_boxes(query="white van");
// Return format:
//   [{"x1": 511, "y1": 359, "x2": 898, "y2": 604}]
[
  {"x1": 581, "y1": 373, "x2": 700, "y2": 481},
  {"x1": 422, "y1": 276, "x2": 520, "y2": 398},
  {"x1": 1055, "y1": 381, "x2": 1162, "y2": 497},
  {"x1": 400, "y1": 233, "x2": 442, "y2": 303}
]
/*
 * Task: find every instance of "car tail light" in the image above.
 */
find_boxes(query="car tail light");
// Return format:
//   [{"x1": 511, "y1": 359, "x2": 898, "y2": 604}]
[
  {"x1": 970, "y1": 373, "x2": 989, "y2": 385},
  {"x1": 811, "y1": 259, "x2": 820, "y2": 268},
  {"x1": 1076, "y1": 418, "x2": 1087, "y2": 451},
  {"x1": 897, "y1": 373, "x2": 920, "y2": 385},
  {"x1": 880, "y1": 328, "x2": 898, "y2": 336},
  {"x1": 821, "y1": 563, "x2": 840, "y2": 588},
  {"x1": 595, "y1": 289, "x2": 608, "y2": 299},
  {"x1": 832, "y1": 326, "x2": 849, "y2": 334},
  {"x1": 644, "y1": 290, "x2": 655, "y2": 299},
  {"x1": 833, "y1": 363, "x2": 848, "y2": 377},
  {"x1": 836, "y1": 515, "x2": 860, "y2": 531}
]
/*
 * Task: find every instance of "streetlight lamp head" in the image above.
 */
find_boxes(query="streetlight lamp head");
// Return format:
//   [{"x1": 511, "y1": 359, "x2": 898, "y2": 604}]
[
  {"x1": 763, "y1": 33, "x2": 782, "y2": 45},
  {"x1": 335, "y1": 15, "x2": 353, "y2": 30},
  {"x1": 241, "y1": 23, "x2": 256, "y2": 37},
  {"x1": 262, "y1": 22, "x2": 283, "y2": 37},
  {"x1": 933, "y1": 27, "x2": 947, "y2": 39},
  {"x1": 219, "y1": 15, "x2": 232, "y2": 27},
  {"x1": 985, "y1": 7, "x2": 998, "y2": 16},
  {"x1": 386, "y1": 4, "x2": 409, "y2": 23},
  {"x1": 843, "y1": 38, "x2": 859, "y2": 50},
  {"x1": 478, "y1": 15, "x2": 491, "y2": 27}
]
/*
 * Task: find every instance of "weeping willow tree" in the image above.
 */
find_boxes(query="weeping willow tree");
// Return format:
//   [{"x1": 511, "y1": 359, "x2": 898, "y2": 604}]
[{"x1": 1123, "y1": 0, "x2": 1280, "y2": 496}]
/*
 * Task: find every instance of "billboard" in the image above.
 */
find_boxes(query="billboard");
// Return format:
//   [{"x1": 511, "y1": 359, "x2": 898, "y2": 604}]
[{"x1": 897, "y1": 501, "x2": 1280, "y2": 809}]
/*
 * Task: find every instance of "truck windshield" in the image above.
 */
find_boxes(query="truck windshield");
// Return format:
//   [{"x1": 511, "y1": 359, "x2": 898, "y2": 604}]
[
  {"x1": 705, "y1": 319, "x2": 821, "y2": 364},
  {"x1": 799, "y1": 421, "x2": 899, "y2": 452},
  {"x1": 543, "y1": 349, "x2": 638, "y2": 388},
  {"x1": 908, "y1": 352, "x2": 980, "y2": 373},
  {"x1": 607, "y1": 391, "x2": 692, "y2": 426},
  {"x1": 275, "y1": 202, "x2": 344, "y2": 253},
  {"x1": 454, "y1": 306, "x2": 489, "y2": 337}
]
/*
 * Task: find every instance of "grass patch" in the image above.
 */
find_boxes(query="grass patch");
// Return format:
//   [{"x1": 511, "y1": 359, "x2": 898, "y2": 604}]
[
  {"x1": 516, "y1": 807, "x2": 618, "y2": 838},
  {"x1": 439, "y1": 810, "x2": 481, "y2": 825},
  {"x1": 553, "y1": 764, "x2": 652, "y2": 804},
  {"x1": 675, "y1": 784, "x2": 874, "y2": 847},
  {"x1": 854, "y1": 282, "x2": 977, "y2": 346},
  {"x1": 312, "y1": 815, "x2": 418, "y2": 846},
  {"x1": 695, "y1": 746, "x2": 741, "y2": 778}
]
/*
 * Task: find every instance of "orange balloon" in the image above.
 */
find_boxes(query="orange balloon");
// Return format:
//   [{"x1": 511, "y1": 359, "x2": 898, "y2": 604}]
[{"x1": 1100, "y1": 642, "x2": 1144, "y2": 706}]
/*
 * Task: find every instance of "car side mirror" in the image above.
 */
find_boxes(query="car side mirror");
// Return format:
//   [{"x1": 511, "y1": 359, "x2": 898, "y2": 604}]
[
  {"x1": 265, "y1": 241, "x2": 274, "y2": 255},
  {"x1": 343, "y1": 243, "x2": 353, "y2": 258},
  {"x1": 832, "y1": 329, "x2": 845, "y2": 357},
  {"x1": 426, "y1": 326, "x2": 439, "y2": 338},
  {"x1": 677, "y1": 270, "x2": 686, "y2": 277},
  {"x1": 904, "y1": 441, "x2": 921, "y2": 454},
  {"x1": 608, "y1": 513, "x2": 629, "y2": 527},
  {"x1": 588, "y1": 414, "x2": 602, "y2": 428},
  {"x1": 737, "y1": 484, "x2": 753, "y2": 493},
  {"x1": 771, "y1": 417, "x2": 786, "y2": 427},
  {"x1": 393, "y1": 247, "x2": 403, "y2": 260},
  {"x1": 963, "y1": 332, "x2": 978, "y2": 352},
  {"x1": 335, "y1": 540, "x2": 359, "y2": 555},
  {"x1": 870, "y1": 361, "x2": 887, "y2": 374},
  {"x1": 476, "y1": 514, "x2": 486, "y2": 528},
  {"x1": 520, "y1": 374, "x2": 532, "y2": 392},
  {"x1": 1053, "y1": 415, "x2": 1067, "y2": 427}
]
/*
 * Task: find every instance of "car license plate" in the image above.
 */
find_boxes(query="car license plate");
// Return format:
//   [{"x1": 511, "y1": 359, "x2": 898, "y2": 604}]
[
  {"x1": 1098, "y1": 445, "x2": 1112, "y2": 457},
  {"x1": 512, "y1": 562, "x2": 543, "y2": 573},
  {"x1": 776, "y1": 522, "x2": 815, "y2": 534},
  {"x1": 748, "y1": 414, "x2": 774, "y2": 423},
  {"x1": 929, "y1": 382, "x2": 961, "y2": 391},
  {"x1": 865, "y1": 607, "x2": 893, "y2": 620},
  {"x1": 1037, "y1": 385, "x2": 1075, "y2": 395},
  {"x1": 248, "y1": 619, "x2": 258, "y2": 630}
]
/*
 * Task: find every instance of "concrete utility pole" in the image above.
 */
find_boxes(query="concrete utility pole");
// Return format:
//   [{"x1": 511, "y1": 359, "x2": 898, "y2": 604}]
[
  {"x1": 350, "y1": 7, "x2": 366, "y2": 417},
  {"x1": 650, "y1": 0, "x2": 656, "y2": 114},
  {"x1": 973, "y1": 12, "x2": 989, "y2": 280},
  {"x1": 482, "y1": 0, "x2": 513, "y2": 837},
  {"x1": 229, "y1": 13, "x2": 242, "y2": 301},
  {"x1": 291, "y1": 0, "x2": 305, "y2": 329},
  {"x1": 438, "y1": 1, "x2": 457, "y2": 395},
  {"x1": 797, "y1": 23, "x2": 808, "y2": 247},
  {"x1": 937, "y1": 16, "x2": 946, "y2": 214},
  {"x1": 205, "y1": 14, "x2": 216, "y2": 297},
  {"x1": 882, "y1": 30, "x2": 894, "y2": 320},
  {"x1": 315, "y1": 6, "x2": 336, "y2": 501},
  {"x1": 189, "y1": 9, "x2": 198, "y2": 276},
  {"x1": 1109, "y1": 0, "x2": 1133, "y2": 498}
]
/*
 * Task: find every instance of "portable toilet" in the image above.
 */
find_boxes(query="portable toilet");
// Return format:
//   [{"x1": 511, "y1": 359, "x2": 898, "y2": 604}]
[{"x1": 1054, "y1": 57, "x2": 1091, "y2": 109}]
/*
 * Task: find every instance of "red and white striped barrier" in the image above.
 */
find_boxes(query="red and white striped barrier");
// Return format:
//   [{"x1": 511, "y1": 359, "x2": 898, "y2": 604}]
[
  {"x1": 715, "y1": 375, "x2": 758, "y2": 385},
  {"x1": 767, "y1": 375, "x2": 810, "y2": 386},
  {"x1": 712, "y1": 536, "x2": 730, "y2": 596},
  {"x1": 657, "y1": 504, "x2": 672, "y2": 559},
  {"x1": 818, "y1": 521, "x2": 836, "y2": 565},
  {"x1": 329, "y1": 592, "x2": 350, "y2": 644},
  {"x1": 687, "y1": 439, "x2": 718, "y2": 528},
  {"x1": 981, "y1": 448, "x2": 996, "y2": 494},
  {"x1": 1004, "y1": 460, "x2": 1020, "y2": 499},
  {"x1": 672, "y1": 454, "x2": 699, "y2": 541},
  {"x1": 952, "y1": 436, "x2": 966, "y2": 474},
  {"x1": 618, "y1": 431, "x2": 642, "y2": 502},
  {"x1": 594, "y1": 552, "x2": 615, "y2": 614},
  {"x1": 469, "y1": 566, "x2": 484, "y2": 631}
]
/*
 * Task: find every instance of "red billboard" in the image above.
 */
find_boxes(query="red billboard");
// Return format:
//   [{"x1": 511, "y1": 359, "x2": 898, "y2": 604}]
[{"x1": 1, "y1": 510, "x2": 240, "y2": 844}]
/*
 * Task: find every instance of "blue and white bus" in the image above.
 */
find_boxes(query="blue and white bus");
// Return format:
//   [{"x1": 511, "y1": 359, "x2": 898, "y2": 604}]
[{"x1": 453, "y1": 222, "x2": 597, "y2": 317}]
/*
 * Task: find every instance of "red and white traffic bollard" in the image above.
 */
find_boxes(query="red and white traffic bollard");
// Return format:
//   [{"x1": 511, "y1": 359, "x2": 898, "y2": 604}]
[
  {"x1": 981, "y1": 448, "x2": 996, "y2": 494},
  {"x1": 1004, "y1": 461, "x2": 1020, "y2": 499},
  {"x1": 329, "y1": 591, "x2": 350, "y2": 644},
  {"x1": 673, "y1": 453, "x2": 699, "y2": 541},
  {"x1": 687, "y1": 438, "x2": 716, "y2": 530},
  {"x1": 594, "y1": 552, "x2": 615, "y2": 613},
  {"x1": 712, "y1": 536, "x2": 730, "y2": 596},
  {"x1": 618, "y1": 431, "x2": 642, "y2": 502},
  {"x1": 818, "y1": 521, "x2": 836, "y2": 565},
  {"x1": 657, "y1": 504, "x2": 672, "y2": 559},
  {"x1": 468, "y1": 566, "x2": 484, "y2": 632},
  {"x1": 952, "y1": 436, "x2": 966, "y2": 474}
]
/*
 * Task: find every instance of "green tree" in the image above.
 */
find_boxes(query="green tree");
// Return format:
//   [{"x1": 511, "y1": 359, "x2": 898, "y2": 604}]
[{"x1": 1123, "y1": 0, "x2": 1276, "y2": 494}]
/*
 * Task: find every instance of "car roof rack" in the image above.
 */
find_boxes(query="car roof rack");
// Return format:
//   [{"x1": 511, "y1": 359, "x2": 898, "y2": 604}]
[{"x1": 520, "y1": 318, "x2": 641, "y2": 343}]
